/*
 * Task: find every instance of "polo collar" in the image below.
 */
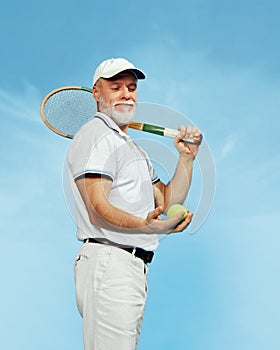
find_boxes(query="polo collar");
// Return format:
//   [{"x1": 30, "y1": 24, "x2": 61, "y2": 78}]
[{"x1": 94, "y1": 112, "x2": 131, "y2": 140}]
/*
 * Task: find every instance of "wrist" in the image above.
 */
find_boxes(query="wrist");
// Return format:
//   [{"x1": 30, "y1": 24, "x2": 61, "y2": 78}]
[
  {"x1": 179, "y1": 153, "x2": 196, "y2": 161},
  {"x1": 141, "y1": 218, "x2": 153, "y2": 234}
]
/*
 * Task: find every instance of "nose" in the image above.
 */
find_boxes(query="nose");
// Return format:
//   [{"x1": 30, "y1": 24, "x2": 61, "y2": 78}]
[{"x1": 120, "y1": 86, "x2": 132, "y2": 100}]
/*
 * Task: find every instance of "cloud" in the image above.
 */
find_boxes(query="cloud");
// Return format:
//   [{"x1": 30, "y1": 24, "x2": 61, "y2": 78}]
[
  {"x1": 0, "y1": 83, "x2": 70, "y2": 234},
  {"x1": 0, "y1": 82, "x2": 42, "y2": 122},
  {"x1": 220, "y1": 133, "x2": 240, "y2": 159}
]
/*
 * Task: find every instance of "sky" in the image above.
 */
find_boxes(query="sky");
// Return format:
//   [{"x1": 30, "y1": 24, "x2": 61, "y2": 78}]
[{"x1": 1, "y1": 0, "x2": 280, "y2": 349}]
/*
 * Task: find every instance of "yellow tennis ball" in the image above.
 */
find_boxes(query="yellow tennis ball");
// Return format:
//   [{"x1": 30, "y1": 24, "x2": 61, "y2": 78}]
[{"x1": 167, "y1": 204, "x2": 188, "y2": 221}]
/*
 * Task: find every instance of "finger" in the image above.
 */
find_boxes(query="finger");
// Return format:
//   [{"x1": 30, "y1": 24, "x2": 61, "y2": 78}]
[
  {"x1": 183, "y1": 212, "x2": 193, "y2": 223},
  {"x1": 191, "y1": 130, "x2": 202, "y2": 143},
  {"x1": 175, "y1": 210, "x2": 188, "y2": 223},
  {"x1": 176, "y1": 126, "x2": 200, "y2": 144},
  {"x1": 171, "y1": 212, "x2": 193, "y2": 232},
  {"x1": 178, "y1": 125, "x2": 186, "y2": 135},
  {"x1": 184, "y1": 126, "x2": 201, "y2": 138},
  {"x1": 149, "y1": 206, "x2": 163, "y2": 219},
  {"x1": 164, "y1": 211, "x2": 187, "y2": 230},
  {"x1": 185, "y1": 126, "x2": 198, "y2": 139},
  {"x1": 174, "y1": 126, "x2": 186, "y2": 142},
  {"x1": 175, "y1": 211, "x2": 193, "y2": 225}
]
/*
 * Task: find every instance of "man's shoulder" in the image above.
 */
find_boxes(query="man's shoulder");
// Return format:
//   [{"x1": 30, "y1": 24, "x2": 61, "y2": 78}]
[
  {"x1": 74, "y1": 116, "x2": 115, "y2": 141},
  {"x1": 77, "y1": 115, "x2": 107, "y2": 134},
  {"x1": 69, "y1": 116, "x2": 122, "y2": 157}
]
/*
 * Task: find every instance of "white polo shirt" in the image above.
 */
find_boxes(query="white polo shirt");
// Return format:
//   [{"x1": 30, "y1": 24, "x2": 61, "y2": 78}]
[{"x1": 67, "y1": 113, "x2": 160, "y2": 251}]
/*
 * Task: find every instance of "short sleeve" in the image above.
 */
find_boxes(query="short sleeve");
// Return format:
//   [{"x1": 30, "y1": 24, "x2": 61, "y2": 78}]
[
  {"x1": 68, "y1": 119, "x2": 118, "y2": 181},
  {"x1": 74, "y1": 136, "x2": 117, "y2": 181}
]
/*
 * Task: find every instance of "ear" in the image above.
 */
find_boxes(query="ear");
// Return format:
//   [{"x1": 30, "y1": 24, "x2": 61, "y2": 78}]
[{"x1": 92, "y1": 85, "x2": 99, "y2": 102}]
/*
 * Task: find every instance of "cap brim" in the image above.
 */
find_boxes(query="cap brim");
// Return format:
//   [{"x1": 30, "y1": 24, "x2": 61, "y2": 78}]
[
  {"x1": 102, "y1": 68, "x2": 145, "y2": 81},
  {"x1": 130, "y1": 69, "x2": 145, "y2": 80}
]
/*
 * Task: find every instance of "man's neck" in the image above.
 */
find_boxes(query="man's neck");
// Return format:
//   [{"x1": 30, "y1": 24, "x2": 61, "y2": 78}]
[{"x1": 119, "y1": 124, "x2": 129, "y2": 133}]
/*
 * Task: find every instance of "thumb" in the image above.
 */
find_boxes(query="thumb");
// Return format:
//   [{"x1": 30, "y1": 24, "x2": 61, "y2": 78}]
[{"x1": 149, "y1": 206, "x2": 163, "y2": 219}]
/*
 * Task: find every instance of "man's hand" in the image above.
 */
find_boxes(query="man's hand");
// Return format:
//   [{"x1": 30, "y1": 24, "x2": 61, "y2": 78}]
[
  {"x1": 174, "y1": 125, "x2": 202, "y2": 158},
  {"x1": 143, "y1": 206, "x2": 193, "y2": 235}
]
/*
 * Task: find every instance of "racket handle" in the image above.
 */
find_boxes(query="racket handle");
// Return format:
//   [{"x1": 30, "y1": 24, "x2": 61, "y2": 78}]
[
  {"x1": 164, "y1": 128, "x2": 202, "y2": 145},
  {"x1": 129, "y1": 122, "x2": 202, "y2": 145}
]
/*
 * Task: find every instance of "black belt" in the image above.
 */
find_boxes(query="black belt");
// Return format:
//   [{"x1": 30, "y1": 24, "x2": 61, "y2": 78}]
[{"x1": 83, "y1": 238, "x2": 154, "y2": 264}]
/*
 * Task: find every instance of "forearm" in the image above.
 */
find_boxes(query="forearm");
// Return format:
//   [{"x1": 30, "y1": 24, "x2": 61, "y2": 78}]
[
  {"x1": 88, "y1": 199, "x2": 147, "y2": 233},
  {"x1": 156, "y1": 124, "x2": 201, "y2": 211},
  {"x1": 162, "y1": 155, "x2": 194, "y2": 211}
]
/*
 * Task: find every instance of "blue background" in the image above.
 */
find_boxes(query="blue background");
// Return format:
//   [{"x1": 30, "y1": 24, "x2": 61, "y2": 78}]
[{"x1": 1, "y1": 0, "x2": 279, "y2": 349}]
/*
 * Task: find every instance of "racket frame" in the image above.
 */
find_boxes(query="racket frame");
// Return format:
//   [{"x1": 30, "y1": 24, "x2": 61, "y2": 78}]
[{"x1": 40, "y1": 85, "x2": 93, "y2": 139}]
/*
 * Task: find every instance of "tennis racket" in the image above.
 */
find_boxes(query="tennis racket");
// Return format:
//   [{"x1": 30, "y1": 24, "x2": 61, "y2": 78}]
[{"x1": 40, "y1": 86, "x2": 202, "y2": 144}]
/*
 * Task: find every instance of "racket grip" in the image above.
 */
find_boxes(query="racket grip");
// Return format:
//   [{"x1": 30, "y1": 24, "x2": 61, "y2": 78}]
[{"x1": 164, "y1": 128, "x2": 202, "y2": 145}]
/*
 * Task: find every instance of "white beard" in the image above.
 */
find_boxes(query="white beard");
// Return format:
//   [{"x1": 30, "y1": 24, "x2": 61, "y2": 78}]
[{"x1": 98, "y1": 96, "x2": 136, "y2": 126}]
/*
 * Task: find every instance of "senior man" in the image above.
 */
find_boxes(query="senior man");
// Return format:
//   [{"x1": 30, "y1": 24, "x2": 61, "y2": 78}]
[{"x1": 68, "y1": 57, "x2": 201, "y2": 350}]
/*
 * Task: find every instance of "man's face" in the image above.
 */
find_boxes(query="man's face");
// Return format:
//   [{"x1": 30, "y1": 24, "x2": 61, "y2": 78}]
[{"x1": 93, "y1": 72, "x2": 138, "y2": 126}]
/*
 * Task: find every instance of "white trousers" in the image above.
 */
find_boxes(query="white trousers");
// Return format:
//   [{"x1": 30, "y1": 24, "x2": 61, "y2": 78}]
[{"x1": 74, "y1": 242, "x2": 149, "y2": 350}]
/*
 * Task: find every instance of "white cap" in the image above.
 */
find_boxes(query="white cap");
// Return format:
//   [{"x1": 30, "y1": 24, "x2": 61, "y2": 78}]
[{"x1": 92, "y1": 58, "x2": 146, "y2": 86}]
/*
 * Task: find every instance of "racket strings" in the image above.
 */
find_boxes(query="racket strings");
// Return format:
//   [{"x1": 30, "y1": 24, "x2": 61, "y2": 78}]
[{"x1": 43, "y1": 89, "x2": 96, "y2": 137}]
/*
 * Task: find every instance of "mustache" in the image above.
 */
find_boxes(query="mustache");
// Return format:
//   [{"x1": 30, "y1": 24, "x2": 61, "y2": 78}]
[{"x1": 113, "y1": 101, "x2": 135, "y2": 107}]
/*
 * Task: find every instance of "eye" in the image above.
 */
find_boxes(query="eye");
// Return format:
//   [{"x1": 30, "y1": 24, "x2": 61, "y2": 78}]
[{"x1": 128, "y1": 84, "x2": 137, "y2": 92}]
